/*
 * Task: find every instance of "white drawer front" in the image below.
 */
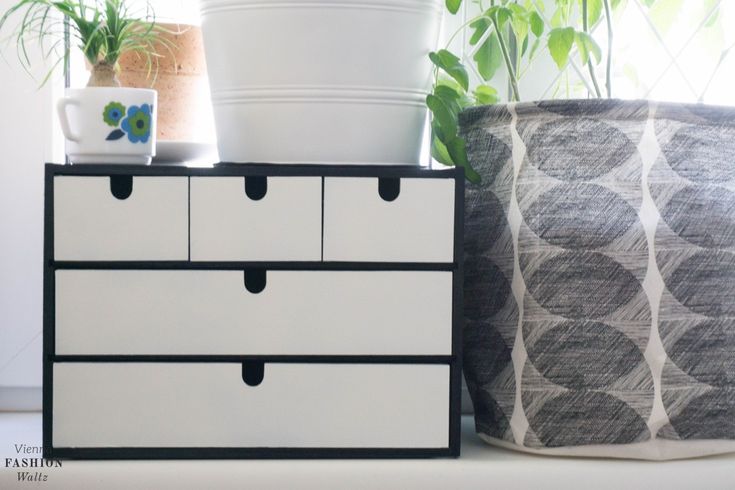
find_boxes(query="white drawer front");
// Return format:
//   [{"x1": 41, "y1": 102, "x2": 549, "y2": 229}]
[
  {"x1": 53, "y1": 363, "x2": 450, "y2": 448},
  {"x1": 190, "y1": 177, "x2": 321, "y2": 261},
  {"x1": 54, "y1": 176, "x2": 189, "y2": 261},
  {"x1": 55, "y1": 269, "x2": 453, "y2": 355},
  {"x1": 323, "y1": 177, "x2": 455, "y2": 262}
]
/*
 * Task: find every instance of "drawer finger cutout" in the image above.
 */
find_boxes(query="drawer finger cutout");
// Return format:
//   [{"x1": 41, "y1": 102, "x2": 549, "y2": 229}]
[
  {"x1": 323, "y1": 177, "x2": 456, "y2": 262},
  {"x1": 52, "y1": 362, "x2": 450, "y2": 448},
  {"x1": 55, "y1": 269, "x2": 453, "y2": 355},
  {"x1": 190, "y1": 176, "x2": 322, "y2": 261},
  {"x1": 53, "y1": 176, "x2": 189, "y2": 261}
]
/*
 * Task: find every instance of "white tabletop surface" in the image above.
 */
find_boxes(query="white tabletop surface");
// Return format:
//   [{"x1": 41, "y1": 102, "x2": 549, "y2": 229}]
[{"x1": 1, "y1": 412, "x2": 733, "y2": 490}]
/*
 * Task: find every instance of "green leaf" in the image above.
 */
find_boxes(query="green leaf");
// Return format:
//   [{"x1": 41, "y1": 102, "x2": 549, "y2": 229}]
[
  {"x1": 530, "y1": 11, "x2": 544, "y2": 37},
  {"x1": 445, "y1": 138, "x2": 466, "y2": 167},
  {"x1": 434, "y1": 85, "x2": 462, "y2": 117},
  {"x1": 704, "y1": 0, "x2": 720, "y2": 27},
  {"x1": 529, "y1": 36, "x2": 542, "y2": 58},
  {"x1": 436, "y1": 77, "x2": 464, "y2": 92},
  {"x1": 575, "y1": 31, "x2": 602, "y2": 64},
  {"x1": 431, "y1": 133, "x2": 455, "y2": 166},
  {"x1": 436, "y1": 78, "x2": 473, "y2": 107},
  {"x1": 648, "y1": 0, "x2": 684, "y2": 34},
  {"x1": 473, "y1": 31, "x2": 503, "y2": 81},
  {"x1": 550, "y1": 4, "x2": 565, "y2": 27},
  {"x1": 434, "y1": 83, "x2": 462, "y2": 102},
  {"x1": 446, "y1": 0, "x2": 462, "y2": 14},
  {"x1": 555, "y1": 0, "x2": 573, "y2": 10},
  {"x1": 508, "y1": 3, "x2": 529, "y2": 43},
  {"x1": 530, "y1": 0, "x2": 546, "y2": 13},
  {"x1": 547, "y1": 27, "x2": 575, "y2": 69},
  {"x1": 469, "y1": 17, "x2": 492, "y2": 46},
  {"x1": 579, "y1": 0, "x2": 603, "y2": 26},
  {"x1": 473, "y1": 84, "x2": 499, "y2": 105},
  {"x1": 492, "y1": 6, "x2": 513, "y2": 27},
  {"x1": 464, "y1": 166, "x2": 482, "y2": 184},
  {"x1": 521, "y1": 35, "x2": 529, "y2": 56},
  {"x1": 446, "y1": 138, "x2": 481, "y2": 184},
  {"x1": 429, "y1": 49, "x2": 469, "y2": 91},
  {"x1": 426, "y1": 93, "x2": 458, "y2": 141},
  {"x1": 434, "y1": 83, "x2": 474, "y2": 114}
]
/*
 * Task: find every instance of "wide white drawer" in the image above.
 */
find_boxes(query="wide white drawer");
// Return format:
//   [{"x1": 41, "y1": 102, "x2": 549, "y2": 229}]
[
  {"x1": 323, "y1": 177, "x2": 455, "y2": 262},
  {"x1": 52, "y1": 362, "x2": 450, "y2": 448},
  {"x1": 55, "y1": 269, "x2": 453, "y2": 355},
  {"x1": 53, "y1": 176, "x2": 189, "y2": 261},
  {"x1": 190, "y1": 176, "x2": 322, "y2": 261}
]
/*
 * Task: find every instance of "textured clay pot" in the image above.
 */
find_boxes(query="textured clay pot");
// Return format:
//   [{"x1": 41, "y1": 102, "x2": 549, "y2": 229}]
[
  {"x1": 118, "y1": 24, "x2": 213, "y2": 142},
  {"x1": 459, "y1": 99, "x2": 735, "y2": 460}
]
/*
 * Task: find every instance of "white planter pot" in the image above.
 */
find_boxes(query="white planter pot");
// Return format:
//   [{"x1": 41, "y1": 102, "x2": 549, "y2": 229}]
[
  {"x1": 199, "y1": 0, "x2": 442, "y2": 164},
  {"x1": 57, "y1": 87, "x2": 157, "y2": 164}
]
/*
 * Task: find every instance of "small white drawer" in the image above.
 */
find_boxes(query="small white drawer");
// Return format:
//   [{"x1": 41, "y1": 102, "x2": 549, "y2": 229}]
[
  {"x1": 53, "y1": 176, "x2": 188, "y2": 261},
  {"x1": 190, "y1": 176, "x2": 321, "y2": 261},
  {"x1": 52, "y1": 362, "x2": 450, "y2": 448},
  {"x1": 55, "y1": 269, "x2": 453, "y2": 355},
  {"x1": 323, "y1": 177, "x2": 456, "y2": 262}
]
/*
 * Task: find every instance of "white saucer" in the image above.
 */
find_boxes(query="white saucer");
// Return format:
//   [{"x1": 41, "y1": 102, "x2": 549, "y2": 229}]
[{"x1": 153, "y1": 141, "x2": 218, "y2": 164}]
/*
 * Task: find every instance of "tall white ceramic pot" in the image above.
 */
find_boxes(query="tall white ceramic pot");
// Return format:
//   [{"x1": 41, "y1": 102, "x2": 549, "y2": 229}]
[{"x1": 199, "y1": 0, "x2": 442, "y2": 164}]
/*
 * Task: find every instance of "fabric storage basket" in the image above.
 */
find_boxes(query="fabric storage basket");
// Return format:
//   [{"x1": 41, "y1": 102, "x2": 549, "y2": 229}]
[{"x1": 459, "y1": 99, "x2": 735, "y2": 460}]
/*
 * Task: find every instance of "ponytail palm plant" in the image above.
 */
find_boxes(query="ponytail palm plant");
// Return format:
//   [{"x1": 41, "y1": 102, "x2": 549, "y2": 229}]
[{"x1": 0, "y1": 0, "x2": 170, "y2": 87}]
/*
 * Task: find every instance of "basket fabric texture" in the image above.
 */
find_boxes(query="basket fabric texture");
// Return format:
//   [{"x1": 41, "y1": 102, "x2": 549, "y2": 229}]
[{"x1": 460, "y1": 99, "x2": 735, "y2": 460}]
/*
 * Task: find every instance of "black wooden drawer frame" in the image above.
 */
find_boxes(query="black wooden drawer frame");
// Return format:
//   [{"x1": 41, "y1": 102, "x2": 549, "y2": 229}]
[{"x1": 43, "y1": 163, "x2": 464, "y2": 459}]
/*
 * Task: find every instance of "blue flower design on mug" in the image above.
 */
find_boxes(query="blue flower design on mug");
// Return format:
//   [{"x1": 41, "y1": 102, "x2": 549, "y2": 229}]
[
  {"x1": 121, "y1": 104, "x2": 153, "y2": 143},
  {"x1": 102, "y1": 102, "x2": 125, "y2": 127}
]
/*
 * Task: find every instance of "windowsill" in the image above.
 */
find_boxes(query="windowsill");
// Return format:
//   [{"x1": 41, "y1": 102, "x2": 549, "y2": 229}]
[{"x1": 0, "y1": 413, "x2": 732, "y2": 489}]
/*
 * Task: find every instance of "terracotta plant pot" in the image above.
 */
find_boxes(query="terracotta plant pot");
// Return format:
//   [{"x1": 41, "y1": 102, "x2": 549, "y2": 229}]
[
  {"x1": 460, "y1": 99, "x2": 735, "y2": 460},
  {"x1": 118, "y1": 23, "x2": 212, "y2": 143}
]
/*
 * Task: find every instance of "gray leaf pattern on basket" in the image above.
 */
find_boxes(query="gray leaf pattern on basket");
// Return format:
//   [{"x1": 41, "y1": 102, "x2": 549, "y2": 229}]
[
  {"x1": 462, "y1": 108, "x2": 517, "y2": 443},
  {"x1": 652, "y1": 104, "x2": 735, "y2": 442},
  {"x1": 516, "y1": 101, "x2": 653, "y2": 448},
  {"x1": 461, "y1": 100, "x2": 735, "y2": 453},
  {"x1": 523, "y1": 183, "x2": 640, "y2": 249}
]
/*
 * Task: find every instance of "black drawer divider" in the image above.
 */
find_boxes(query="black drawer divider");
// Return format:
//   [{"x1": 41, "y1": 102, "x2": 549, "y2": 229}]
[
  {"x1": 51, "y1": 261, "x2": 457, "y2": 271},
  {"x1": 48, "y1": 162, "x2": 463, "y2": 179},
  {"x1": 52, "y1": 355, "x2": 455, "y2": 364},
  {"x1": 50, "y1": 447, "x2": 452, "y2": 460}
]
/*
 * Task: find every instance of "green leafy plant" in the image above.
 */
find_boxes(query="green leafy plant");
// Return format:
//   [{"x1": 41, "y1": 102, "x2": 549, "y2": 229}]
[
  {"x1": 429, "y1": 0, "x2": 621, "y2": 182},
  {"x1": 0, "y1": 0, "x2": 172, "y2": 87}
]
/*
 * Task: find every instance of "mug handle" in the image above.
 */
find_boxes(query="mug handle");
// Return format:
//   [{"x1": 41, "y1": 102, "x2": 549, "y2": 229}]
[{"x1": 56, "y1": 97, "x2": 81, "y2": 142}]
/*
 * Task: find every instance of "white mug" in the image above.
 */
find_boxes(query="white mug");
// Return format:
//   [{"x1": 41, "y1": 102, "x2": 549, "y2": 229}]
[{"x1": 57, "y1": 87, "x2": 157, "y2": 164}]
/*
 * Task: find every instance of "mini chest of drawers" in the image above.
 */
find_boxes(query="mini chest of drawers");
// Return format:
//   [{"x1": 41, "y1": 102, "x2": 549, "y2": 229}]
[{"x1": 43, "y1": 163, "x2": 463, "y2": 459}]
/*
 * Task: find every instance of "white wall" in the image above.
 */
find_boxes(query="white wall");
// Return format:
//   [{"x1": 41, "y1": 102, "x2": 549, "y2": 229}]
[
  {"x1": 0, "y1": 0, "x2": 199, "y2": 411},
  {"x1": 0, "y1": 0, "x2": 62, "y2": 408}
]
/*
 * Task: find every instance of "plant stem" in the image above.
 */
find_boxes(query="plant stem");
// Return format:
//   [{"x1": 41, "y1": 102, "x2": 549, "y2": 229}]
[
  {"x1": 491, "y1": 15, "x2": 521, "y2": 101},
  {"x1": 87, "y1": 62, "x2": 120, "y2": 87},
  {"x1": 582, "y1": 0, "x2": 602, "y2": 98},
  {"x1": 602, "y1": 0, "x2": 613, "y2": 97},
  {"x1": 509, "y1": 23, "x2": 519, "y2": 101}
]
